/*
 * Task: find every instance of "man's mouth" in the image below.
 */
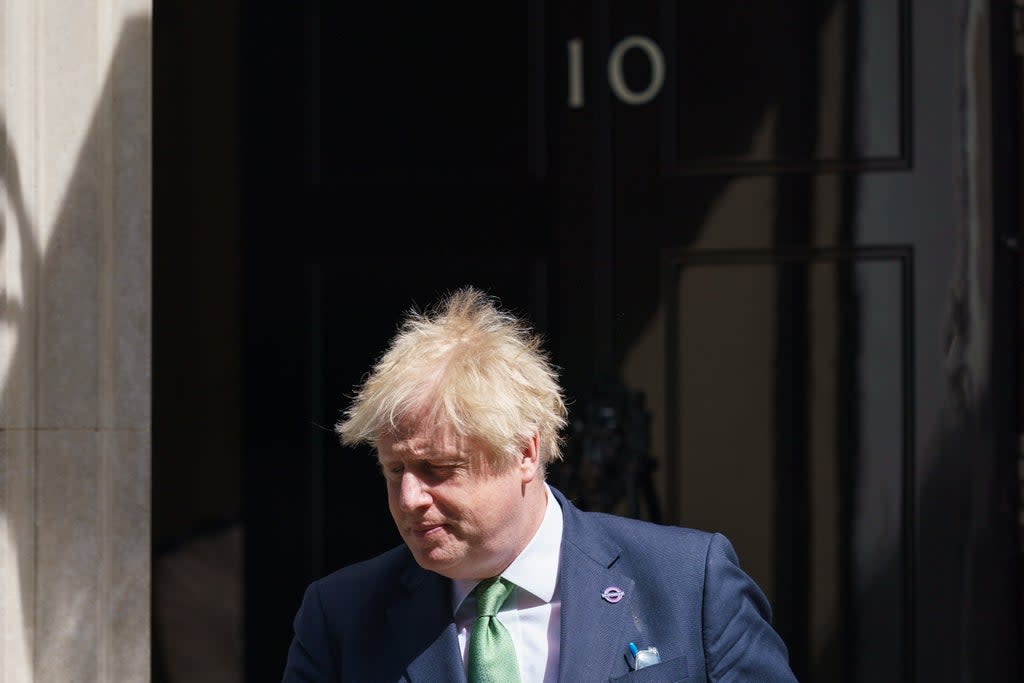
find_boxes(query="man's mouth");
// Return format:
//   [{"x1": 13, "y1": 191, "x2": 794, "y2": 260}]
[{"x1": 410, "y1": 523, "x2": 446, "y2": 538}]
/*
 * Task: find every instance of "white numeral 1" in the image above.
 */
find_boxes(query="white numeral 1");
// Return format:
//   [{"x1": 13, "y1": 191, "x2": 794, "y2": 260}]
[{"x1": 568, "y1": 38, "x2": 585, "y2": 108}]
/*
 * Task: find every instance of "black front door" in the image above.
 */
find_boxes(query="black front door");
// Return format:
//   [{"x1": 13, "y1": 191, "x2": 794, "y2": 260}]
[{"x1": 241, "y1": 2, "x2": 1020, "y2": 680}]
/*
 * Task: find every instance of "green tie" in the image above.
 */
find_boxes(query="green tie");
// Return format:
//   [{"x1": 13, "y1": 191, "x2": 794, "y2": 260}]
[{"x1": 467, "y1": 577, "x2": 521, "y2": 683}]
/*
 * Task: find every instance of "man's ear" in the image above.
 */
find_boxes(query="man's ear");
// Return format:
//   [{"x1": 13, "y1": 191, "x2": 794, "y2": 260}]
[{"x1": 520, "y1": 431, "x2": 542, "y2": 484}]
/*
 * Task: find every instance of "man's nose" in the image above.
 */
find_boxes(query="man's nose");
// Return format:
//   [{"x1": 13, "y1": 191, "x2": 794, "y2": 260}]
[{"x1": 397, "y1": 472, "x2": 431, "y2": 511}]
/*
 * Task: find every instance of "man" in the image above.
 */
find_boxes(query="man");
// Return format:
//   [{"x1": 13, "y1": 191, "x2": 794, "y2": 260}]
[{"x1": 284, "y1": 288, "x2": 796, "y2": 682}]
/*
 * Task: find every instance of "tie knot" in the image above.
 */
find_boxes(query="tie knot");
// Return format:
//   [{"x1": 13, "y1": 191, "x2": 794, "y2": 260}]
[{"x1": 473, "y1": 577, "x2": 515, "y2": 617}]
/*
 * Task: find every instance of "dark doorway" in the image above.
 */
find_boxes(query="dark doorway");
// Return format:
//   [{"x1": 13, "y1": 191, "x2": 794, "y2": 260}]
[{"x1": 151, "y1": 1, "x2": 1023, "y2": 681}]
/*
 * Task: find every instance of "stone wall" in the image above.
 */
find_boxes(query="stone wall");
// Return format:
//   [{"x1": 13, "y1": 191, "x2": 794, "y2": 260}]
[{"x1": 0, "y1": 1, "x2": 151, "y2": 680}]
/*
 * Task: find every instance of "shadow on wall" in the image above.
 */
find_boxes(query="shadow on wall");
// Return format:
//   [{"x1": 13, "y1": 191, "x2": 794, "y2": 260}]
[
  {"x1": 0, "y1": 15, "x2": 210, "y2": 682},
  {"x1": 0, "y1": 91, "x2": 39, "y2": 683}
]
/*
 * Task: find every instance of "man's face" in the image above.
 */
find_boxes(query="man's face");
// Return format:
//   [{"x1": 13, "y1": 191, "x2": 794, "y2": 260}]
[{"x1": 377, "y1": 421, "x2": 540, "y2": 580}]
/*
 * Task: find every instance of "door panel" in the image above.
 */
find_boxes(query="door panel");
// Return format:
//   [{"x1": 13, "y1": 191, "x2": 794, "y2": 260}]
[
  {"x1": 663, "y1": 0, "x2": 909, "y2": 172},
  {"x1": 661, "y1": 251, "x2": 911, "y2": 682},
  {"x1": 552, "y1": 0, "x2": 1015, "y2": 680}
]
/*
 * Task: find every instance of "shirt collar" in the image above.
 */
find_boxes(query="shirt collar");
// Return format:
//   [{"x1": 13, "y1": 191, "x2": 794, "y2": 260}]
[{"x1": 452, "y1": 483, "x2": 563, "y2": 612}]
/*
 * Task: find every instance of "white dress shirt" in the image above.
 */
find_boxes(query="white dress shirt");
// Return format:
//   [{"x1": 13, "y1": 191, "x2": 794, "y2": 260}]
[{"x1": 452, "y1": 484, "x2": 563, "y2": 683}]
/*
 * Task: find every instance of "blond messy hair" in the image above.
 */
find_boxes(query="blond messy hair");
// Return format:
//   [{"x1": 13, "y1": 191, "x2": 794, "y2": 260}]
[{"x1": 336, "y1": 287, "x2": 568, "y2": 471}]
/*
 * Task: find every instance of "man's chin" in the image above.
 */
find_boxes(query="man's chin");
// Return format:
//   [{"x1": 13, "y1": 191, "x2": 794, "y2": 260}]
[
  {"x1": 410, "y1": 550, "x2": 457, "y2": 574},
  {"x1": 405, "y1": 541, "x2": 465, "y2": 574}
]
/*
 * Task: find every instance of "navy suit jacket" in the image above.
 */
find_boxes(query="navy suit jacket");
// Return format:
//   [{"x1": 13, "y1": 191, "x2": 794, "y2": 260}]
[{"x1": 283, "y1": 487, "x2": 797, "y2": 682}]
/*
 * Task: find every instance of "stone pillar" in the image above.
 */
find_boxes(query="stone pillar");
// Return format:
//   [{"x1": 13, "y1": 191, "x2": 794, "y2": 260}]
[{"x1": 0, "y1": 0, "x2": 151, "y2": 680}]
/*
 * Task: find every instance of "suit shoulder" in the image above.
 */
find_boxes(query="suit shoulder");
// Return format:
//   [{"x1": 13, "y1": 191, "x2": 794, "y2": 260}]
[
  {"x1": 310, "y1": 544, "x2": 411, "y2": 609},
  {"x1": 554, "y1": 488, "x2": 739, "y2": 577},
  {"x1": 584, "y1": 509, "x2": 716, "y2": 550},
  {"x1": 565, "y1": 508, "x2": 726, "y2": 581}
]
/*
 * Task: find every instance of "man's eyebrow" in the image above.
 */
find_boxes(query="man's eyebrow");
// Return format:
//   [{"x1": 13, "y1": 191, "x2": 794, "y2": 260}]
[{"x1": 409, "y1": 453, "x2": 463, "y2": 464}]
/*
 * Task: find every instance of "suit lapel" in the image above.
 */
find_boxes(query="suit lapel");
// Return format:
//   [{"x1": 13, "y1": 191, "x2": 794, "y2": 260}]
[
  {"x1": 553, "y1": 490, "x2": 636, "y2": 683},
  {"x1": 384, "y1": 489, "x2": 636, "y2": 683},
  {"x1": 387, "y1": 561, "x2": 466, "y2": 683}
]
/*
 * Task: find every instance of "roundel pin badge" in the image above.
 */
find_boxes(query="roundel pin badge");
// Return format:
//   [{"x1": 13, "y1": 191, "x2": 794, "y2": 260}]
[{"x1": 601, "y1": 586, "x2": 625, "y2": 604}]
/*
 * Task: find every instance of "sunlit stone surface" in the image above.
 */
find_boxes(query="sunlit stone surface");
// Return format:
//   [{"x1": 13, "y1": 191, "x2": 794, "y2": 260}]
[{"x1": 0, "y1": 1, "x2": 151, "y2": 680}]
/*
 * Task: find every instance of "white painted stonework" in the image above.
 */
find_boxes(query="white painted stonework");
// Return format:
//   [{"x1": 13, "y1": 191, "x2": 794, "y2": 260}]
[{"x1": 0, "y1": 0, "x2": 151, "y2": 680}]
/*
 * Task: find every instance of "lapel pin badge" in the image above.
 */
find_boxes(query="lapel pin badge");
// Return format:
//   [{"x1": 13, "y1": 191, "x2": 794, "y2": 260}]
[{"x1": 601, "y1": 586, "x2": 625, "y2": 603}]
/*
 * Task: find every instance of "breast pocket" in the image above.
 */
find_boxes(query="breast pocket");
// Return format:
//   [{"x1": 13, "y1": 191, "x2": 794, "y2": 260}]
[{"x1": 608, "y1": 655, "x2": 691, "y2": 682}]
